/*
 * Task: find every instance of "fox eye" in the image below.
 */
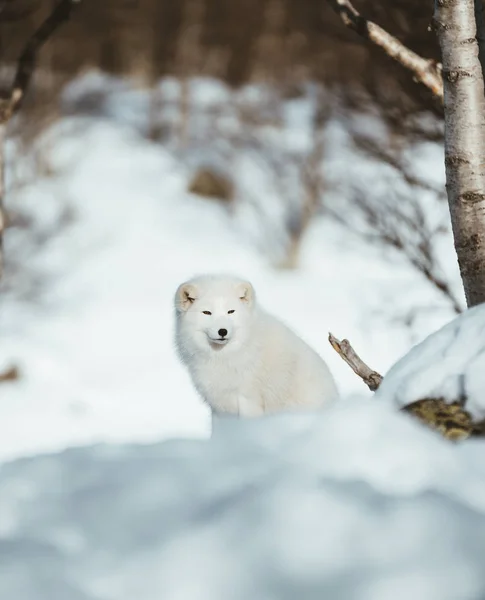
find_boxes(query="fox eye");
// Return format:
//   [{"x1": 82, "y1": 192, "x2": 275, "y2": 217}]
[
  {"x1": 228, "y1": 310, "x2": 235, "y2": 314},
  {"x1": 202, "y1": 311, "x2": 212, "y2": 315}
]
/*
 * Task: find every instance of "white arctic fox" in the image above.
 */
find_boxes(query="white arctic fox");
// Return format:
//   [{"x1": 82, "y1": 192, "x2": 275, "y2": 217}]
[{"x1": 174, "y1": 274, "x2": 339, "y2": 418}]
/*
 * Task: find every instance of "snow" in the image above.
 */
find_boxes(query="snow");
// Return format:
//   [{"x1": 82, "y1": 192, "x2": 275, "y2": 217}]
[
  {"x1": 376, "y1": 303, "x2": 485, "y2": 420},
  {"x1": 1, "y1": 402, "x2": 485, "y2": 600},
  {"x1": 1, "y1": 73, "x2": 485, "y2": 600},
  {"x1": 0, "y1": 75, "x2": 464, "y2": 462}
]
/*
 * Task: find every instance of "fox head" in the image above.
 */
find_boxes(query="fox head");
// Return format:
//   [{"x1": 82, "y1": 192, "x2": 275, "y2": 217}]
[{"x1": 174, "y1": 275, "x2": 255, "y2": 356}]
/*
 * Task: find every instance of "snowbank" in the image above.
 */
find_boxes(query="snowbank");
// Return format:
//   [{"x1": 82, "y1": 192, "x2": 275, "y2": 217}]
[
  {"x1": 1, "y1": 401, "x2": 485, "y2": 600},
  {"x1": 376, "y1": 303, "x2": 485, "y2": 420}
]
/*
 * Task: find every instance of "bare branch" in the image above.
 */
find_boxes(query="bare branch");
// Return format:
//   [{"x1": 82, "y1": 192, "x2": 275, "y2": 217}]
[
  {"x1": 326, "y1": 0, "x2": 443, "y2": 102},
  {"x1": 328, "y1": 331, "x2": 485, "y2": 440},
  {"x1": 352, "y1": 134, "x2": 445, "y2": 196},
  {"x1": 0, "y1": 0, "x2": 79, "y2": 280},
  {"x1": 327, "y1": 182, "x2": 465, "y2": 316},
  {"x1": 328, "y1": 333, "x2": 383, "y2": 391},
  {"x1": 326, "y1": 121, "x2": 463, "y2": 314},
  {"x1": 0, "y1": 0, "x2": 80, "y2": 123}
]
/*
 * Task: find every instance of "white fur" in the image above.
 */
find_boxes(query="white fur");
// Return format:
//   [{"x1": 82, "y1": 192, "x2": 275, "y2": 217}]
[{"x1": 174, "y1": 274, "x2": 339, "y2": 418}]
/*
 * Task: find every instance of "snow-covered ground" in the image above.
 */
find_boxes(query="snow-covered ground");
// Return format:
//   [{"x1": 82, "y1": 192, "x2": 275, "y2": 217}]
[
  {"x1": 1, "y1": 74, "x2": 484, "y2": 600},
  {"x1": 376, "y1": 301, "x2": 485, "y2": 421},
  {"x1": 0, "y1": 74, "x2": 462, "y2": 461},
  {"x1": 2, "y1": 403, "x2": 485, "y2": 600}
]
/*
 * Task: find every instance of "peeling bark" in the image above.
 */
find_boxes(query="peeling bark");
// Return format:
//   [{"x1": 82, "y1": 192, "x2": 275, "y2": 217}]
[{"x1": 434, "y1": 0, "x2": 485, "y2": 307}]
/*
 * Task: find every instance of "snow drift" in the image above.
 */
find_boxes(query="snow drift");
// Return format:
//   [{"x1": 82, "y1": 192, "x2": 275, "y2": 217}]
[
  {"x1": 1, "y1": 401, "x2": 485, "y2": 600},
  {"x1": 377, "y1": 302, "x2": 485, "y2": 421}
]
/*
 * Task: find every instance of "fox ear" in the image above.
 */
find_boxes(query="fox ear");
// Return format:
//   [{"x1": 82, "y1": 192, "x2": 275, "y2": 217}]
[
  {"x1": 175, "y1": 282, "x2": 198, "y2": 312},
  {"x1": 237, "y1": 281, "x2": 254, "y2": 306}
]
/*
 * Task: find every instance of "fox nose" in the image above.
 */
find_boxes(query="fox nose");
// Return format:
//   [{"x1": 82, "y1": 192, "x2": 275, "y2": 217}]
[{"x1": 218, "y1": 328, "x2": 228, "y2": 338}]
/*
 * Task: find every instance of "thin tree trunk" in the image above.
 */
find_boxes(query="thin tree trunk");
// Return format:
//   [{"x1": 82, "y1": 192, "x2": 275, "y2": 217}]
[
  {"x1": 0, "y1": 0, "x2": 78, "y2": 279},
  {"x1": 434, "y1": 0, "x2": 485, "y2": 307}
]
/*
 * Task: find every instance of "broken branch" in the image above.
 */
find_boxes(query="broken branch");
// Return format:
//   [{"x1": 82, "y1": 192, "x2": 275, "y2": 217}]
[
  {"x1": 326, "y1": 0, "x2": 443, "y2": 102},
  {"x1": 328, "y1": 332, "x2": 383, "y2": 391}
]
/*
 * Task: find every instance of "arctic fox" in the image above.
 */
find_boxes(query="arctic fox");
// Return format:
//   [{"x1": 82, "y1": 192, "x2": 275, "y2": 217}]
[{"x1": 174, "y1": 274, "x2": 339, "y2": 418}]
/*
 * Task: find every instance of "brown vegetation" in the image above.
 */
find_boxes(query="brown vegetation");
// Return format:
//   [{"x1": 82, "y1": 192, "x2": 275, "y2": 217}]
[{"x1": 188, "y1": 168, "x2": 234, "y2": 202}]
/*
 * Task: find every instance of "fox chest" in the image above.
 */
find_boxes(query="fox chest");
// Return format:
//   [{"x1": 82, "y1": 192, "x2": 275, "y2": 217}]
[{"x1": 191, "y1": 359, "x2": 260, "y2": 415}]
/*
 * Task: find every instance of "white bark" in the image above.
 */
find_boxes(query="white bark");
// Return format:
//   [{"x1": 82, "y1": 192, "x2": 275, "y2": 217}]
[{"x1": 435, "y1": 0, "x2": 485, "y2": 307}]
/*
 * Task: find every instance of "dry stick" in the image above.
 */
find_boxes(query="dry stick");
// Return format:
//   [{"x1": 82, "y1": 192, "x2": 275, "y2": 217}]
[
  {"x1": 326, "y1": 0, "x2": 443, "y2": 102},
  {"x1": 0, "y1": 0, "x2": 80, "y2": 122},
  {"x1": 0, "y1": 0, "x2": 80, "y2": 278},
  {"x1": 328, "y1": 333, "x2": 383, "y2": 392}
]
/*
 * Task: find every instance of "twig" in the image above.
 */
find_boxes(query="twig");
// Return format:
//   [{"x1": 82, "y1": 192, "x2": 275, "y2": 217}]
[
  {"x1": 326, "y1": 0, "x2": 443, "y2": 102},
  {"x1": 328, "y1": 332, "x2": 485, "y2": 440},
  {"x1": 328, "y1": 332, "x2": 383, "y2": 391},
  {"x1": 326, "y1": 177, "x2": 465, "y2": 316},
  {"x1": 0, "y1": 0, "x2": 80, "y2": 123}
]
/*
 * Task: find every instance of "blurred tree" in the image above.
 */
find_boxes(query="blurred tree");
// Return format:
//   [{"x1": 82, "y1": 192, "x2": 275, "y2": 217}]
[
  {"x1": 0, "y1": 0, "x2": 79, "y2": 279},
  {"x1": 0, "y1": 0, "x2": 444, "y2": 118}
]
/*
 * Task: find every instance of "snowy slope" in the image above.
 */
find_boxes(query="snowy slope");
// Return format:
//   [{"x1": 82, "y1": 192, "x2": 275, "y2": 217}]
[
  {"x1": 1, "y1": 403, "x2": 485, "y2": 600},
  {"x1": 376, "y1": 302, "x2": 485, "y2": 420},
  {"x1": 0, "y1": 75, "x2": 463, "y2": 461}
]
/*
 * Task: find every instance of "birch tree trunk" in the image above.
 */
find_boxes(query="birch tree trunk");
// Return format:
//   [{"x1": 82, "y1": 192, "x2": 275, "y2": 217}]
[{"x1": 434, "y1": 0, "x2": 485, "y2": 307}]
